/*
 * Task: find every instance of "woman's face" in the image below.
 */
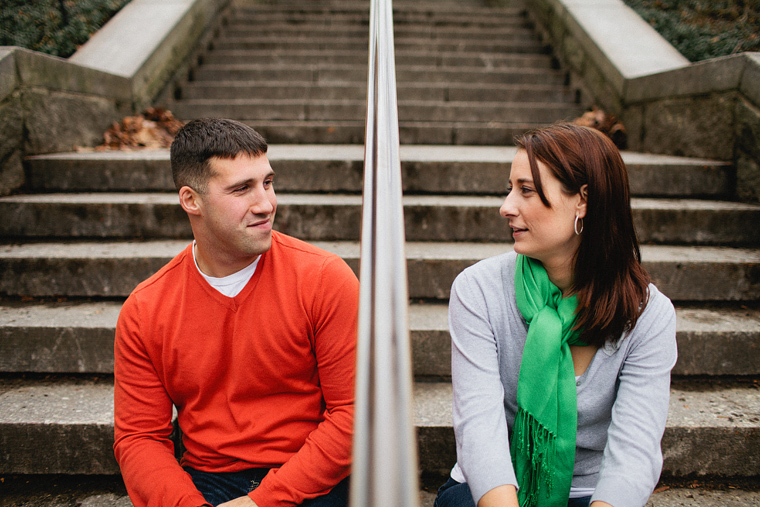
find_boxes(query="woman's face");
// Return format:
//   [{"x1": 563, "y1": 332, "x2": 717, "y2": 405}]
[{"x1": 500, "y1": 150, "x2": 586, "y2": 277}]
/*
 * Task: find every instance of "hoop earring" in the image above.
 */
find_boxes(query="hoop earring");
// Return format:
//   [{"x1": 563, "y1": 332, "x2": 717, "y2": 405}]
[{"x1": 574, "y1": 215, "x2": 584, "y2": 235}]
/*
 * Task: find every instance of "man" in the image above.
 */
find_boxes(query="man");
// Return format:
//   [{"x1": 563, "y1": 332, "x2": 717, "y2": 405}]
[{"x1": 114, "y1": 118, "x2": 358, "y2": 507}]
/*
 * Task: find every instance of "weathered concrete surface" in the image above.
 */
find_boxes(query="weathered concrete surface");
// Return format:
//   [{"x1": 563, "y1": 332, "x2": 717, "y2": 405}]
[
  {"x1": 1, "y1": 302, "x2": 757, "y2": 377},
  {"x1": 0, "y1": 483, "x2": 757, "y2": 507},
  {"x1": 0, "y1": 0, "x2": 228, "y2": 192},
  {"x1": 25, "y1": 146, "x2": 734, "y2": 197},
  {"x1": 413, "y1": 381, "x2": 760, "y2": 479},
  {"x1": 0, "y1": 302, "x2": 121, "y2": 373},
  {"x1": 1, "y1": 241, "x2": 758, "y2": 301},
  {"x1": 640, "y1": 93, "x2": 737, "y2": 161},
  {"x1": 420, "y1": 487, "x2": 760, "y2": 507},
  {"x1": 527, "y1": 0, "x2": 760, "y2": 202},
  {"x1": 2, "y1": 192, "x2": 757, "y2": 244},
  {"x1": 736, "y1": 97, "x2": 760, "y2": 203},
  {"x1": 22, "y1": 88, "x2": 123, "y2": 155},
  {"x1": 70, "y1": 0, "x2": 229, "y2": 112},
  {"x1": 0, "y1": 379, "x2": 117, "y2": 474},
  {"x1": 675, "y1": 308, "x2": 760, "y2": 376}
]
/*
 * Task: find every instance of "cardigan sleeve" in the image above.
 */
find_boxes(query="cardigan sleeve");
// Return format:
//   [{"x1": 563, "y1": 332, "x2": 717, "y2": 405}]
[
  {"x1": 591, "y1": 288, "x2": 678, "y2": 507},
  {"x1": 450, "y1": 269, "x2": 519, "y2": 505},
  {"x1": 113, "y1": 294, "x2": 208, "y2": 507},
  {"x1": 248, "y1": 255, "x2": 359, "y2": 507}
]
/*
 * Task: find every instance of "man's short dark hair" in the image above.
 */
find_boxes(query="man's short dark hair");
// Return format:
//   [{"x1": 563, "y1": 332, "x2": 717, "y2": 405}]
[{"x1": 170, "y1": 118, "x2": 268, "y2": 192}]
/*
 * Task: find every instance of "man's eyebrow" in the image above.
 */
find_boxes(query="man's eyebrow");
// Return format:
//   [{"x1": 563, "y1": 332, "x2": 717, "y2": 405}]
[{"x1": 224, "y1": 170, "x2": 275, "y2": 191}]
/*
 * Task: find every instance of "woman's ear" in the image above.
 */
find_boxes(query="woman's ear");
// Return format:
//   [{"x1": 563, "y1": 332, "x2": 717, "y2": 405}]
[
  {"x1": 179, "y1": 186, "x2": 202, "y2": 216},
  {"x1": 576, "y1": 184, "x2": 588, "y2": 219}
]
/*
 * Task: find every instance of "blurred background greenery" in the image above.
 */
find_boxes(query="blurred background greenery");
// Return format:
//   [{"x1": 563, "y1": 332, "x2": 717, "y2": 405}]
[
  {"x1": 0, "y1": 0, "x2": 757, "y2": 62},
  {"x1": 0, "y1": 0, "x2": 130, "y2": 58},
  {"x1": 623, "y1": 0, "x2": 760, "y2": 61}
]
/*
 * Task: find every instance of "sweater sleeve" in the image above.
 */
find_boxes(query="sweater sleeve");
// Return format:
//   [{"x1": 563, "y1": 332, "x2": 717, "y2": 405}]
[
  {"x1": 450, "y1": 269, "x2": 519, "y2": 505},
  {"x1": 591, "y1": 289, "x2": 678, "y2": 507},
  {"x1": 114, "y1": 294, "x2": 208, "y2": 507},
  {"x1": 248, "y1": 256, "x2": 358, "y2": 507}
]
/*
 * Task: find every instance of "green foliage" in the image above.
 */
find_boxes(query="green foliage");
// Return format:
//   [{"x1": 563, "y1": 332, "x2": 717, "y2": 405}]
[
  {"x1": 623, "y1": 0, "x2": 760, "y2": 61},
  {"x1": 0, "y1": 0, "x2": 130, "y2": 58}
]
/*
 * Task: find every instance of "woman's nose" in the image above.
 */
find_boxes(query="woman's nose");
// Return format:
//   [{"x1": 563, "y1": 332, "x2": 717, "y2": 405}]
[{"x1": 500, "y1": 194, "x2": 515, "y2": 218}]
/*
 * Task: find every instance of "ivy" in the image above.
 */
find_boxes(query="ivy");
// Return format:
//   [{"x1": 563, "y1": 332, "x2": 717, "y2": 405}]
[
  {"x1": 623, "y1": 0, "x2": 760, "y2": 61},
  {"x1": 0, "y1": 0, "x2": 130, "y2": 58}
]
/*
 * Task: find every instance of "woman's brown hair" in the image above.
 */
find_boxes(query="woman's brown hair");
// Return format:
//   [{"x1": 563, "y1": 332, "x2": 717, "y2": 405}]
[{"x1": 515, "y1": 123, "x2": 651, "y2": 347}]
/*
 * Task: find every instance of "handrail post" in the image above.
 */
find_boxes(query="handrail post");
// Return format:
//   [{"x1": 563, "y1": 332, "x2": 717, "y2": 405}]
[{"x1": 350, "y1": 0, "x2": 420, "y2": 505}]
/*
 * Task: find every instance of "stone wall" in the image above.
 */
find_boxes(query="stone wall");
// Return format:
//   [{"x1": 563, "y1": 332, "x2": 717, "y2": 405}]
[
  {"x1": 528, "y1": 0, "x2": 760, "y2": 203},
  {"x1": 0, "y1": 0, "x2": 228, "y2": 196}
]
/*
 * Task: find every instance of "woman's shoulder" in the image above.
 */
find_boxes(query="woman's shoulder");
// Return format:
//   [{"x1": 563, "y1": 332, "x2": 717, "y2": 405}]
[
  {"x1": 643, "y1": 283, "x2": 676, "y2": 321},
  {"x1": 455, "y1": 250, "x2": 517, "y2": 286},
  {"x1": 617, "y1": 282, "x2": 677, "y2": 351}
]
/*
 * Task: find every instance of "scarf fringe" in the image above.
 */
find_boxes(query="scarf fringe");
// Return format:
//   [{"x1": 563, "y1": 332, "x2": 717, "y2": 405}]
[{"x1": 513, "y1": 407, "x2": 556, "y2": 507}]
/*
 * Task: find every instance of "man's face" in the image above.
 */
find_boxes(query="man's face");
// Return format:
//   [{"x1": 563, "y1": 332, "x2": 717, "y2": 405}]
[{"x1": 196, "y1": 153, "x2": 277, "y2": 271}]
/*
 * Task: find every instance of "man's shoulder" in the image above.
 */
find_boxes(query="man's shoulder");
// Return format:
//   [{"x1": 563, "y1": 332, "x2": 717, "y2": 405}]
[
  {"x1": 269, "y1": 232, "x2": 357, "y2": 282},
  {"x1": 129, "y1": 244, "x2": 193, "y2": 298},
  {"x1": 271, "y1": 231, "x2": 344, "y2": 263}
]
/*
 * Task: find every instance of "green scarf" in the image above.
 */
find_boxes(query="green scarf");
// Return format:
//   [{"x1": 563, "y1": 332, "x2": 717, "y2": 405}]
[{"x1": 512, "y1": 254, "x2": 584, "y2": 507}]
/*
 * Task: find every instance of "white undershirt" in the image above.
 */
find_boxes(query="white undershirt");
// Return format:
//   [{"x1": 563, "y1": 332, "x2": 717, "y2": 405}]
[{"x1": 192, "y1": 241, "x2": 259, "y2": 297}]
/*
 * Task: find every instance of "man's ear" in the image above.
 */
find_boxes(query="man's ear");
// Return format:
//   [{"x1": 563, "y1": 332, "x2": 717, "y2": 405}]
[
  {"x1": 576, "y1": 184, "x2": 588, "y2": 219},
  {"x1": 179, "y1": 186, "x2": 202, "y2": 216}
]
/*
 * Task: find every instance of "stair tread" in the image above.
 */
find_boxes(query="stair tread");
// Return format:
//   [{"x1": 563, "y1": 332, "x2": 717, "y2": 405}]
[
  {"x1": 1, "y1": 378, "x2": 757, "y2": 430},
  {"x1": 3, "y1": 300, "x2": 758, "y2": 333},
  {"x1": 2, "y1": 240, "x2": 758, "y2": 262},
  {"x1": 3, "y1": 192, "x2": 758, "y2": 209},
  {"x1": 27, "y1": 146, "x2": 731, "y2": 166}
]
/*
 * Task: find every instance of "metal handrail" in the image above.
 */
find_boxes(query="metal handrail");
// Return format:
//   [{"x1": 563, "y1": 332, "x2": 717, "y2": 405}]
[{"x1": 350, "y1": 0, "x2": 420, "y2": 505}]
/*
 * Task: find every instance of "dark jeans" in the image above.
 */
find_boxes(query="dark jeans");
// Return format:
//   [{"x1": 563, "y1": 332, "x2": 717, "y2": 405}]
[
  {"x1": 184, "y1": 467, "x2": 349, "y2": 507},
  {"x1": 433, "y1": 477, "x2": 592, "y2": 507}
]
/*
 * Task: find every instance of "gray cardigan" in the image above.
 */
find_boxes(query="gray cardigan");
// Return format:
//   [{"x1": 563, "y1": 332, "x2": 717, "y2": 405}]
[{"x1": 449, "y1": 252, "x2": 677, "y2": 507}]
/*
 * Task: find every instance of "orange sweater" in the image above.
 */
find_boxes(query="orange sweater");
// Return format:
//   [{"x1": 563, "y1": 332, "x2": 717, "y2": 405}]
[{"x1": 114, "y1": 232, "x2": 358, "y2": 507}]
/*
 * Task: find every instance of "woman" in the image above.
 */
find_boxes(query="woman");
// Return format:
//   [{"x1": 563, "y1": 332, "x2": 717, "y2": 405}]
[{"x1": 434, "y1": 124, "x2": 677, "y2": 507}]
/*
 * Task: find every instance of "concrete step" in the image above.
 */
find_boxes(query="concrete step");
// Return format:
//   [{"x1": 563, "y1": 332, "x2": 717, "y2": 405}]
[
  {"x1": 189, "y1": 63, "x2": 565, "y2": 85},
  {"x1": 1, "y1": 481, "x2": 758, "y2": 507},
  {"x1": 1, "y1": 378, "x2": 757, "y2": 478},
  {"x1": 179, "y1": 80, "x2": 575, "y2": 103},
  {"x1": 199, "y1": 49, "x2": 555, "y2": 69},
  {"x1": 226, "y1": 11, "x2": 530, "y2": 29},
  {"x1": 409, "y1": 303, "x2": 760, "y2": 379},
  {"x1": 239, "y1": 119, "x2": 550, "y2": 145},
  {"x1": 26, "y1": 144, "x2": 733, "y2": 199},
  {"x1": 1, "y1": 193, "x2": 757, "y2": 245},
  {"x1": 415, "y1": 381, "x2": 760, "y2": 479},
  {"x1": 210, "y1": 36, "x2": 550, "y2": 54},
  {"x1": 232, "y1": 1, "x2": 525, "y2": 19},
  {"x1": 170, "y1": 98, "x2": 581, "y2": 124},
  {"x1": 220, "y1": 23, "x2": 536, "y2": 39},
  {"x1": 1, "y1": 241, "x2": 758, "y2": 302},
  {"x1": 2, "y1": 301, "x2": 757, "y2": 378},
  {"x1": 26, "y1": 147, "x2": 732, "y2": 197}
]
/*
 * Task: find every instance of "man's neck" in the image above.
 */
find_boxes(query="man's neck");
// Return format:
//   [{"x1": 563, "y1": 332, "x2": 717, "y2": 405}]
[{"x1": 193, "y1": 242, "x2": 259, "y2": 278}]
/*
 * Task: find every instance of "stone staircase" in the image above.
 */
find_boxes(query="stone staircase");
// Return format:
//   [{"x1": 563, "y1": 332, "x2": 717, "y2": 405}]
[{"x1": 1, "y1": 0, "x2": 760, "y2": 505}]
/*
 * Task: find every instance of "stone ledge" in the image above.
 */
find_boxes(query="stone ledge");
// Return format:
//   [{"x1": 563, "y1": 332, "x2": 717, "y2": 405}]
[
  {"x1": 70, "y1": 0, "x2": 228, "y2": 110},
  {"x1": 627, "y1": 53, "x2": 758, "y2": 104},
  {"x1": 528, "y1": 0, "x2": 760, "y2": 201}
]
